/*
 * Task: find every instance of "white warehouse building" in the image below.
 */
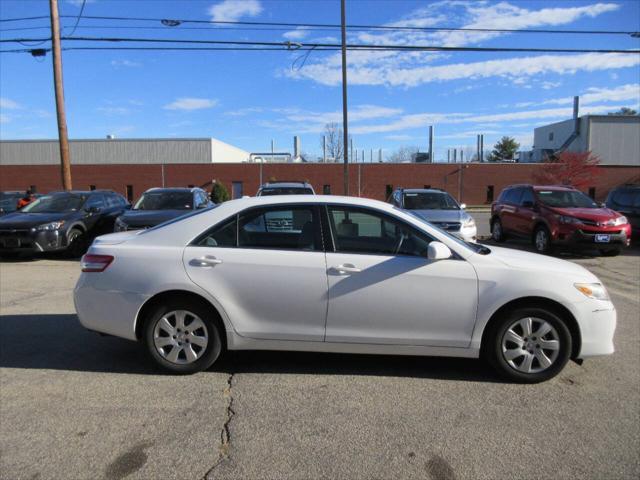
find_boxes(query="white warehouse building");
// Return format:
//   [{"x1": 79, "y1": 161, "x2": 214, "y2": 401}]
[
  {"x1": 525, "y1": 114, "x2": 640, "y2": 165},
  {"x1": 0, "y1": 137, "x2": 250, "y2": 165}
]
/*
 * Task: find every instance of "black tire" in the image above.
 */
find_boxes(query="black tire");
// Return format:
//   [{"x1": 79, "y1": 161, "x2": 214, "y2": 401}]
[
  {"x1": 491, "y1": 217, "x2": 506, "y2": 242},
  {"x1": 143, "y1": 299, "x2": 223, "y2": 374},
  {"x1": 600, "y1": 248, "x2": 621, "y2": 257},
  {"x1": 533, "y1": 225, "x2": 553, "y2": 254},
  {"x1": 66, "y1": 228, "x2": 87, "y2": 258},
  {"x1": 485, "y1": 307, "x2": 572, "y2": 383}
]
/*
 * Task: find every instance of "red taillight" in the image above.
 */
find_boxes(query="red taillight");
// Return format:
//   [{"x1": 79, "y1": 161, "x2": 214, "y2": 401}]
[{"x1": 81, "y1": 254, "x2": 114, "y2": 272}]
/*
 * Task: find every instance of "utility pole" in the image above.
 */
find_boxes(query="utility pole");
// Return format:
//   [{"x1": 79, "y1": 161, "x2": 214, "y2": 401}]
[
  {"x1": 340, "y1": 0, "x2": 349, "y2": 194},
  {"x1": 49, "y1": 0, "x2": 72, "y2": 190},
  {"x1": 322, "y1": 135, "x2": 327, "y2": 162}
]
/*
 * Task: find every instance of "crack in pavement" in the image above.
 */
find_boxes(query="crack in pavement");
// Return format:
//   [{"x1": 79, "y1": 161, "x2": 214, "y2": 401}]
[{"x1": 203, "y1": 372, "x2": 235, "y2": 479}]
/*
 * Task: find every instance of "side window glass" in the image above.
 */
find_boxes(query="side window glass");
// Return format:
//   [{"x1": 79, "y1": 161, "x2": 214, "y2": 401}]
[
  {"x1": 506, "y1": 188, "x2": 522, "y2": 205},
  {"x1": 238, "y1": 207, "x2": 319, "y2": 251},
  {"x1": 520, "y1": 189, "x2": 534, "y2": 206},
  {"x1": 85, "y1": 195, "x2": 105, "y2": 209},
  {"x1": 328, "y1": 206, "x2": 433, "y2": 256},
  {"x1": 195, "y1": 217, "x2": 237, "y2": 247}
]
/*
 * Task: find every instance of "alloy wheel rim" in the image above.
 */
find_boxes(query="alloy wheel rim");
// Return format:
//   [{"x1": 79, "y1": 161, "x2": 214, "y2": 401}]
[
  {"x1": 501, "y1": 317, "x2": 560, "y2": 374},
  {"x1": 535, "y1": 230, "x2": 547, "y2": 251},
  {"x1": 153, "y1": 310, "x2": 209, "y2": 365}
]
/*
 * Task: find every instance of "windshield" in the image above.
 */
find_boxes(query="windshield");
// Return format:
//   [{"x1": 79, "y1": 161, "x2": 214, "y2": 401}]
[
  {"x1": 21, "y1": 194, "x2": 86, "y2": 213},
  {"x1": 403, "y1": 192, "x2": 459, "y2": 210},
  {"x1": 536, "y1": 190, "x2": 597, "y2": 208},
  {"x1": 134, "y1": 191, "x2": 193, "y2": 210},
  {"x1": 0, "y1": 194, "x2": 22, "y2": 212},
  {"x1": 259, "y1": 187, "x2": 313, "y2": 196}
]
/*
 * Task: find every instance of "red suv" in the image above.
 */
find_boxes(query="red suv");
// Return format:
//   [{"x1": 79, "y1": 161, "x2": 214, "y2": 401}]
[{"x1": 491, "y1": 185, "x2": 631, "y2": 256}]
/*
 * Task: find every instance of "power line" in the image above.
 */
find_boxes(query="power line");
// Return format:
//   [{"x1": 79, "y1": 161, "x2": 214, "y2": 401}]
[
  {"x1": 57, "y1": 15, "x2": 638, "y2": 36},
  {"x1": 0, "y1": 16, "x2": 50, "y2": 23},
  {"x1": 65, "y1": 0, "x2": 87, "y2": 36},
  {"x1": 2, "y1": 36, "x2": 639, "y2": 54}
]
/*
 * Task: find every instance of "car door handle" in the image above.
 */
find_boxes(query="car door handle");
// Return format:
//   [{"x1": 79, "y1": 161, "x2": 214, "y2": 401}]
[
  {"x1": 328, "y1": 263, "x2": 361, "y2": 275},
  {"x1": 190, "y1": 256, "x2": 223, "y2": 267}
]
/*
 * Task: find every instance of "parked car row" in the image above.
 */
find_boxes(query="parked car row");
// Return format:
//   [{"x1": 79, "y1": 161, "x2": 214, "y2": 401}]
[
  {"x1": 0, "y1": 187, "x2": 214, "y2": 257},
  {"x1": 0, "y1": 182, "x2": 636, "y2": 257}
]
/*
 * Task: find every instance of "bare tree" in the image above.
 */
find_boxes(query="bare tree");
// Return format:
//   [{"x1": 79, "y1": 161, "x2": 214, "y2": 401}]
[
  {"x1": 321, "y1": 122, "x2": 343, "y2": 162},
  {"x1": 388, "y1": 146, "x2": 419, "y2": 163}
]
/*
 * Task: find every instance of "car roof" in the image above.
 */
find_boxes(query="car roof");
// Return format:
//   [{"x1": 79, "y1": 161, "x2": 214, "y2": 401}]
[
  {"x1": 145, "y1": 187, "x2": 199, "y2": 193},
  {"x1": 398, "y1": 188, "x2": 449, "y2": 194},
  {"x1": 259, "y1": 182, "x2": 311, "y2": 189},
  {"x1": 226, "y1": 194, "x2": 394, "y2": 211},
  {"x1": 532, "y1": 185, "x2": 578, "y2": 191}
]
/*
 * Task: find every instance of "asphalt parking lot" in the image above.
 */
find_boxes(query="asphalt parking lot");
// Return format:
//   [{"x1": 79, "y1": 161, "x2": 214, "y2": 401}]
[{"x1": 1, "y1": 242, "x2": 639, "y2": 480}]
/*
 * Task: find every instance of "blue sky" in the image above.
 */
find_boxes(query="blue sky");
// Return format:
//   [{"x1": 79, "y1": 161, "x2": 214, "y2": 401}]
[{"x1": 1, "y1": 0, "x2": 639, "y2": 162}]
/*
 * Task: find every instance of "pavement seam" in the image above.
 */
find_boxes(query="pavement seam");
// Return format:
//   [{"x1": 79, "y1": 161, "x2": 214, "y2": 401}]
[{"x1": 203, "y1": 371, "x2": 235, "y2": 479}]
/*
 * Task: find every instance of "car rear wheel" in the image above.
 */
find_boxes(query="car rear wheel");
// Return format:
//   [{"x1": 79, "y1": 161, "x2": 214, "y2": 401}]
[
  {"x1": 491, "y1": 218, "x2": 506, "y2": 242},
  {"x1": 143, "y1": 300, "x2": 223, "y2": 374},
  {"x1": 533, "y1": 226, "x2": 552, "y2": 254},
  {"x1": 487, "y1": 307, "x2": 572, "y2": 383},
  {"x1": 600, "y1": 248, "x2": 621, "y2": 257}
]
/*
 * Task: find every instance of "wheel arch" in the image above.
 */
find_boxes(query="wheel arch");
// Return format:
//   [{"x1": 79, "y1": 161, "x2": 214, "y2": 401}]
[
  {"x1": 134, "y1": 289, "x2": 227, "y2": 349},
  {"x1": 480, "y1": 296, "x2": 581, "y2": 359}
]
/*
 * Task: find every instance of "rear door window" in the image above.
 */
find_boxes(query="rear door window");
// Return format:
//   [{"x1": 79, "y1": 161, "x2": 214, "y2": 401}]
[
  {"x1": 238, "y1": 206, "x2": 321, "y2": 251},
  {"x1": 520, "y1": 188, "x2": 535, "y2": 206}
]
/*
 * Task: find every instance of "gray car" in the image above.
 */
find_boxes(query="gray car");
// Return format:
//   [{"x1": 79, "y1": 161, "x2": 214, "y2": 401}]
[{"x1": 390, "y1": 188, "x2": 477, "y2": 242}]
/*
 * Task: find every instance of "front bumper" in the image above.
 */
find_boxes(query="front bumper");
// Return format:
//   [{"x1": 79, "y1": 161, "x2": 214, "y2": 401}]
[
  {"x1": 575, "y1": 302, "x2": 616, "y2": 358},
  {"x1": 552, "y1": 225, "x2": 631, "y2": 249},
  {"x1": 0, "y1": 228, "x2": 68, "y2": 253}
]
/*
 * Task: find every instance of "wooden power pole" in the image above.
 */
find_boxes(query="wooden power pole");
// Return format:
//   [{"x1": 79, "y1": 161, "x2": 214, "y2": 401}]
[
  {"x1": 340, "y1": 0, "x2": 349, "y2": 195},
  {"x1": 49, "y1": 0, "x2": 72, "y2": 190}
]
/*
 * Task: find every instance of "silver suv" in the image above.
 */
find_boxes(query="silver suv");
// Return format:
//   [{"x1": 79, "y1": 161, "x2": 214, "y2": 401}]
[
  {"x1": 390, "y1": 188, "x2": 477, "y2": 242},
  {"x1": 256, "y1": 181, "x2": 315, "y2": 196}
]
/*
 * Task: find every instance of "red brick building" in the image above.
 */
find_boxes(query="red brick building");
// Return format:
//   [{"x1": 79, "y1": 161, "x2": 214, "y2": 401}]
[{"x1": 1, "y1": 162, "x2": 638, "y2": 205}]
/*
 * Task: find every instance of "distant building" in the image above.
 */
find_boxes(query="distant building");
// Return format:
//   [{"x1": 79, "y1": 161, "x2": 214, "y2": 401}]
[
  {"x1": 525, "y1": 115, "x2": 640, "y2": 165},
  {"x1": 0, "y1": 137, "x2": 250, "y2": 165}
]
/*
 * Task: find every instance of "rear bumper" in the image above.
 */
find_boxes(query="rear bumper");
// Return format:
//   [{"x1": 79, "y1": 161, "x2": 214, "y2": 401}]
[
  {"x1": 74, "y1": 274, "x2": 149, "y2": 341},
  {"x1": 0, "y1": 229, "x2": 68, "y2": 253}
]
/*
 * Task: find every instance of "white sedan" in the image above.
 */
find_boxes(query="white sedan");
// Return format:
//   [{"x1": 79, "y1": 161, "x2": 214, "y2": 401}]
[{"x1": 74, "y1": 195, "x2": 616, "y2": 383}]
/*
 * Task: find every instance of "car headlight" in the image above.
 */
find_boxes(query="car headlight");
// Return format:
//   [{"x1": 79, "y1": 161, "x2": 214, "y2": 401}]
[
  {"x1": 462, "y1": 217, "x2": 476, "y2": 228},
  {"x1": 557, "y1": 215, "x2": 581, "y2": 225},
  {"x1": 574, "y1": 283, "x2": 610, "y2": 301},
  {"x1": 36, "y1": 221, "x2": 65, "y2": 231},
  {"x1": 612, "y1": 216, "x2": 628, "y2": 226}
]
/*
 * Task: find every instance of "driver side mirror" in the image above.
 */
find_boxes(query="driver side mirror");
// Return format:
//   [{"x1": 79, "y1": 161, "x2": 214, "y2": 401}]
[
  {"x1": 521, "y1": 200, "x2": 534, "y2": 208},
  {"x1": 427, "y1": 241, "x2": 452, "y2": 260}
]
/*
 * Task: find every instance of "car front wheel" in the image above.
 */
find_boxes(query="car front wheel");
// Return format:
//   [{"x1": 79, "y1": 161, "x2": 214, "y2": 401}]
[
  {"x1": 533, "y1": 226, "x2": 552, "y2": 254},
  {"x1": 143, "y1": 300, "x2": 223, "y2": 374},
  {"x1": 487, "y1": 307, "x2": 572, "y2": 383}
]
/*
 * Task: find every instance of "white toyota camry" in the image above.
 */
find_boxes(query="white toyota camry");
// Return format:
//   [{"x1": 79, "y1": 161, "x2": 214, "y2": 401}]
[{"x1": 74, "y1": 195, "x2": 616, "y2": 382}]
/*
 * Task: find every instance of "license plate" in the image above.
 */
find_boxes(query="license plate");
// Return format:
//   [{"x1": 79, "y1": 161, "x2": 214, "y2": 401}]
[{"x1": 595, "y1": 234, "x2": 611, "y2": 243}]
